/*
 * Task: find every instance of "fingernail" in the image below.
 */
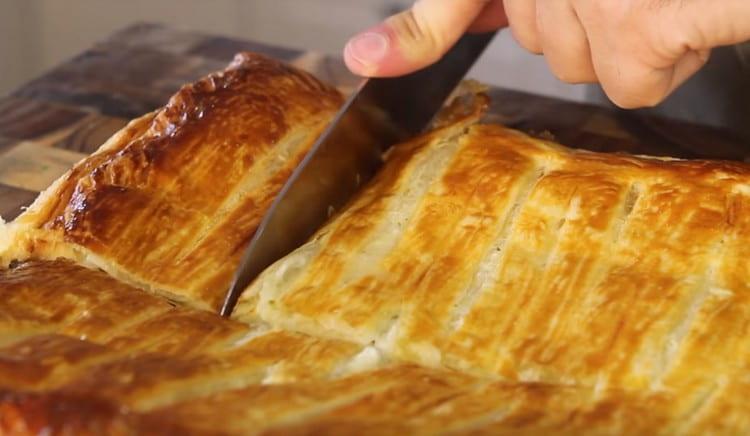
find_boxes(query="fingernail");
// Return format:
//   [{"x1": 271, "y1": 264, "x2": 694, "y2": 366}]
[{"x1": 346, "y1": 31, "x2": 389, "y2": 69}]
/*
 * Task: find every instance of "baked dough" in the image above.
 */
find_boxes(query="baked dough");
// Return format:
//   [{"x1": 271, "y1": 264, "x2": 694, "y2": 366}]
[
  {"x1": 240, "y1": 94, "x2": 750, "y2": 409},
  {"x1": 6, "y1": 261, "x2": 747, "y2": 435},
  {"x1": 0, "y1": 53, "x2": 343, "y2": 311},
  {"x1": 2, "y1": 52, "x2": 749, "y2": 434}
]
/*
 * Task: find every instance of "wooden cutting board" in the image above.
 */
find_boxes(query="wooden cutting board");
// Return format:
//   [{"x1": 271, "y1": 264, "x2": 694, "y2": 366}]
[{"x1": 1, "y1": 23, "x2": 748, "y2": 221}]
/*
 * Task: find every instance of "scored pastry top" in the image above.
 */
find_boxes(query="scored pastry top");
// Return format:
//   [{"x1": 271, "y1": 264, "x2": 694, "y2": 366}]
[{"x1": 239, "y1": 103, "x2": 750, "y2": 403}]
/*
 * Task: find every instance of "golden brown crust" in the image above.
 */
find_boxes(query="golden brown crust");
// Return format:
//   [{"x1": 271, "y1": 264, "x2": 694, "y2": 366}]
[
  {"x1": 0, "y1": 260, "x2": 379, "y2": 432},
  {"x1": 243, "y1": 116, "x2": 750, "y2": 427},
  {"x1": 2, "y1": 55, "x2": 750, "y2": 433},
  {"x1": 0, "y1": 260, "x2": 711, "y2": 435},
  {"x1": 0, "y1": 261, "x2": 365, "y2": 396},
  {"x1": 0, "y1": 390, "x2": 135, "y2": 436},
  {"x1": 2, "y1": 363, "x2": 722, "y2": 436},
  {"x1": 2, "y1": 52, "x2": 343, "y2": 310}
]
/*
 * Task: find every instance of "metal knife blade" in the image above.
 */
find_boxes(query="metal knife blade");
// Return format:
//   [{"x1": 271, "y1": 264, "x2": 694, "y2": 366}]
[{"x1": 219, "y1": 31, "x2": 497, "y2": 317}]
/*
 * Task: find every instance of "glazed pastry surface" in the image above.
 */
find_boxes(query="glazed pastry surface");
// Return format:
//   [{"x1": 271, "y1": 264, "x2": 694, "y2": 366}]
[
  {"x1": 1, "y1": 53, "x2": 342, "y2": 310},
  {"x1": 2, "y1": 53, "x2": 749, "y2": 434},
  {"x1": 3, "y1": 260, "x2": 739, "y2": 435},
  {"x1": 241, "y1": 101, "x2": 750, "y2": 419}
]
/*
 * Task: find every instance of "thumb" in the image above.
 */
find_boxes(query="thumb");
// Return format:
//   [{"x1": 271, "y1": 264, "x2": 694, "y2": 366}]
[{"x1": 344, "y1": 0, "x2": 501, "y2": 77}]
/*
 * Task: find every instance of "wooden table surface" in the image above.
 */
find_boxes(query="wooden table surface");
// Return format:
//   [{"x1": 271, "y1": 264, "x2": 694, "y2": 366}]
[{"x1": 1, "y1": 23, "x2": 748, "y2": 221}]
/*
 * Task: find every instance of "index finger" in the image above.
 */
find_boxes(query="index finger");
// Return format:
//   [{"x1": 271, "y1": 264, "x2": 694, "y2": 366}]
[{"x1": 345, "y1": 0, "x2": 500, "y2": 77}]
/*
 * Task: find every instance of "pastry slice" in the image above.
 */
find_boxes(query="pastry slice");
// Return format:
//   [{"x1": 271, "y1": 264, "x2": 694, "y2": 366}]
[
  {"x1": 0, "y1": 259, "x2": 377, "y2": 415},
  {"x1": 0, "y1": 52, "x2": 343, "y2": 311},
  {"x1": 0, "y1": 262, "x2": 693, "y2": 436},
  {"x1": 2, "y1": 261, "x2": 748, "y2": 434},
  {"x1": 241, "y1": 98, "x2": 750, "y2": 398}
]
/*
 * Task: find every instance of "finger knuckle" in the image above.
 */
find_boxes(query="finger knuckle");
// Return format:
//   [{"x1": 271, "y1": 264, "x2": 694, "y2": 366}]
[
  {"x1": 393, "y1": 9, "x2": 449, "y2": 59},
  {"x1": 511, "y1": 28, "x2": 543, "y2": 54},
  {"x1": 548, "y1": 62, "x2": 588, "y2": 84},
  {"x1": 607, "y1": 87, "x2": 663, "y2": 109}
]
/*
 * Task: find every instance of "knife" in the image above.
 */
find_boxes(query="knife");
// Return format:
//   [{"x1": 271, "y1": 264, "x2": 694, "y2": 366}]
[{"x1": 219, "y1": 31, "x2": 497, "y2": 317}]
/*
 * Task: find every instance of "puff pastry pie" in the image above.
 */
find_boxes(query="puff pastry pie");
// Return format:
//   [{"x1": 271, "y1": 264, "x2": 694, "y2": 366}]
[{"x1": 1, "y1": 53, "x2": 748, "y2": 434}]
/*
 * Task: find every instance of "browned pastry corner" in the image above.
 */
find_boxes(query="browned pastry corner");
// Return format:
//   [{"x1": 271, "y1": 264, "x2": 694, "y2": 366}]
[{"x1": 0, "y1": 52, "x2": 343, "y2": 311}]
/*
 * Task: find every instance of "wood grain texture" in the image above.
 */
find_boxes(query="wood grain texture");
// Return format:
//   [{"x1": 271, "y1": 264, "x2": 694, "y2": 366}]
[
  {"x1": 0, "y1": 137, "x2": 16, "y2": 155},
  {"x1": 0, "y1": 185, "x2": 37, "y2": 221},
  {"x1": 0, "y1": 21, "x2": 748, "y2": 218},
  {"x1": 0, "y1": 142, "x2": 86, "y2": 192},
  {"x1": 51, "y1": 114, "x2": 130, "y2": 154},
  {"x1": 0, "y1": 97, "x2": 89, "y2": 141}
]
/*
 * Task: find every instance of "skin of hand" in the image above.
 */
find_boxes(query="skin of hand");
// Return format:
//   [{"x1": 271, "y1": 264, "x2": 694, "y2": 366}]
[{"x1": 344, "y1": 0, "x2": 750, "y2": 108}]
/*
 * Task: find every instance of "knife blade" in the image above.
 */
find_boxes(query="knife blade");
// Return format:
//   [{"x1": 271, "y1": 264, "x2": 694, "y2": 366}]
[{"x1": 219, "y1": 31, "x2": 497, "y2": 317}]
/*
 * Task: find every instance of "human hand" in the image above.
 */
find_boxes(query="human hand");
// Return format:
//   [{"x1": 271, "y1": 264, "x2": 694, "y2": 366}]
[{"x1": 344, "y1": 0, "x2": 750, "y2": 108}]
